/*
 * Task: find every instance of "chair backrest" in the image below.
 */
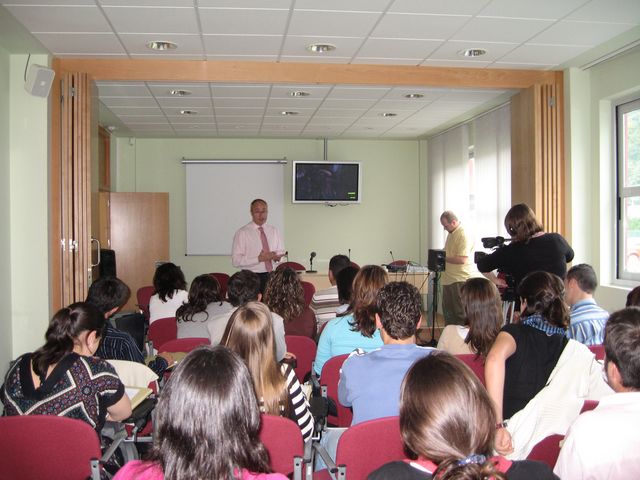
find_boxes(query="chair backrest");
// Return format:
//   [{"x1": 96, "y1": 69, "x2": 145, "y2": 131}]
[
  {"x1": 259, "y1": 414, "x2": 304, "y2": 476},
  {"x1": 580, "y1": 399, "x2": 599, "y2": 414},
  {"x1": 277, "y1": 261, "x2": 306, "y2": 272},
  {"x1": 159, "y1": 337, "x2": 209, "y2": 353},
  {"x1": 456, "y1": 353, "x2": 486, "y2": 386},
  {"x1": 136, "y1": 285, "x2": 155, "y2": 321},
  {"x1": 285, "y1": 335, "x2": 317, "y2": 383},
  {"x1": 588, "y1": 344, "x2": 605, "y2": 360},
  {"x1": 389, "y1": 260, "x2": 408, "y2": 267},
  {"x1": 114, "y1": 313, "x2": 147, "y2": 352},
  {"x1": 0, "y1": 415, "x2": 102, "y2": 480},
  {"x1": 526, "y1": 433, "x2": 564, "y2": 469},
  {"x1": 148, "y1": 317, "x2": 177, "y2": 349},
  {"x1": 335, "y1": 416, "x2": 404, "y2": 479},
  {"x1": 209, "y1": 272, "x2": 230, "y2": 299},
  {"x1": 321, "y1": 353, "x2": 352, "y2": 427},
  {"x1": 301, "y1": 281, "x2": 316, "y2": 307}
]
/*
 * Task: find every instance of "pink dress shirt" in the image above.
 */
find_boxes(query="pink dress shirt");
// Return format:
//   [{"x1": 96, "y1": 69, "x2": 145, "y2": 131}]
[{"x1": 232, "y1": 222, "x2": 285, "y2": 273}]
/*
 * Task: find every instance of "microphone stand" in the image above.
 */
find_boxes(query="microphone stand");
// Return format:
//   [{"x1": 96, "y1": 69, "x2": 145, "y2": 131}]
[
  {"x1": 307, "y1": 255, "x2": 317, "y2": 273},
  {"x1": 427, "y1": 271, "x2": 440, "y2": 347}
]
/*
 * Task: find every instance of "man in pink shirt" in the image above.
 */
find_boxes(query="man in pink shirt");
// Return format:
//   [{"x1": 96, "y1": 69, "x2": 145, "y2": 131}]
[{"x1": 232, "y1": 198, "x2": 285, "y2": 292}]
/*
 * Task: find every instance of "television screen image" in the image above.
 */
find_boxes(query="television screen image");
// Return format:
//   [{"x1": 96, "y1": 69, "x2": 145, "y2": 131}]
[{"x1": 293, "y1": 162, "x2": 361, "y2": 203}]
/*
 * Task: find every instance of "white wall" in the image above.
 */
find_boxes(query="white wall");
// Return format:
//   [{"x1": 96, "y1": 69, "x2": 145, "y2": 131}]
[{"x1": 566, "y1": 46, "x2": 640, "y2": 311}]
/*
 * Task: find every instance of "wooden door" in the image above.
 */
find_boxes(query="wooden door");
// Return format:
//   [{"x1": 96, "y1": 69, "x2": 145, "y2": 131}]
[{"x1": 109, "y1": 192, "x2": 170, "y2": 312}]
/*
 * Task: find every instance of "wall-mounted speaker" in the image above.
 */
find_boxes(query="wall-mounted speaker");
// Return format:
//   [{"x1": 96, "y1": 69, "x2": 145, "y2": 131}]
[
  {"x1": 24, "y1": 64, "x2": 55, "y2": 98},
  {"x1": 427, "y1": 249, "x2": 446, "y2": 272}
]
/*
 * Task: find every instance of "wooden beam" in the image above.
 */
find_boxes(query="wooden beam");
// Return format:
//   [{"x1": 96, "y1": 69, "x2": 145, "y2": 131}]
[{"x1": 53, "y1": 58, "x2": 558, "y2": 89}]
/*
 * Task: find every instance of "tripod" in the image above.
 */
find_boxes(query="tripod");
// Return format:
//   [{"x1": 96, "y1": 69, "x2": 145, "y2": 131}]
[{"x1": 427, "y1": 271, "x2": 441, "y2": 347}]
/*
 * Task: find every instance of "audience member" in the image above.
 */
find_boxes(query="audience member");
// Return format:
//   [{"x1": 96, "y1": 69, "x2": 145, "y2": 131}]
[
  {"x1": 309, "y1": 254, "x2": 351, "y2": 327},
  {"x1": 263, "y1": 267, "x2": 316, "y2": 339},
  {"x1": 113, "y1": 346, "x2": 287, "y2": 480},
  {"x1": 176, "y1": 274, "x2": 233, "y2": 340},
  {"x1": 88, "y1": 276, "x2": 171, "y2": 377},
  {"x1": 1, "y1": 302, "x2": 131, "y2": 430},
  {"x1": 555, "y1": 307, "x2": 640, "y2": 478},
  {"x1": 149, "y1": 262, "x2": 188, "y2": 323},
  {"x1": 339, "y1": 281, "x2": 434, "y2": 424},
  {"x1": 207, "y1": 270, "x2": 286, "y2": 360},
  {"x1": 564, "y1": 263, "x2": 609, "y2": 345},
  {"x1": 477, "y1": 203, "x2": 574, "y2": 300},
  {"x1": 485, "y1": 271, "x2": 611, "y2": 458},
  {"x1": 334, "y1": 265, "x2": 359, "y2": 316},
  {"x1": 369, "y1": 353, "x2": 558, "y2": 480},
  {"x1": 222, "y1": 302, "x2": 313, "y2": 442},
  {"x1": 626, "y1": 285, "x2": 640, "y2": 307},
  {"x1": 437, "y1": 277, "x2": 502, "y2": 356},
  {"x1": 314, "y1": 265, "x2": 386, "y2": 375}
]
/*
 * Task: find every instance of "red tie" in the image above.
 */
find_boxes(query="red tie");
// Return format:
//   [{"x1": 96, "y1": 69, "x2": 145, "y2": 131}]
[{"x1": 258, "y1": 226, "x2": 273, "y2": 272}]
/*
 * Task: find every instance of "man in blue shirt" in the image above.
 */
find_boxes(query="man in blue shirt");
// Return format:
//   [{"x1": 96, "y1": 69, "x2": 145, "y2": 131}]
[
  {"x1": 338, "y1": 281, "x2": 434, "y2": 424},
  {"x1": 564, "y1": 264, "x2": 609, "y2": 345}
]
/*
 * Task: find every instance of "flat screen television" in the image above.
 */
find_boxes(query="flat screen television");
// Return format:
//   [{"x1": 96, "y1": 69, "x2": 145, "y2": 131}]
[{"x1": 293, "y1": 161, "x2": 361, "y2": 204}]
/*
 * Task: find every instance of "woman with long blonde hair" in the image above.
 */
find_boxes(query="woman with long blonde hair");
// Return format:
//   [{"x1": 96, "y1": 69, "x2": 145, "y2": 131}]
[{"x1": 222, "y1": 302, "x2": 313, "y2": 442}]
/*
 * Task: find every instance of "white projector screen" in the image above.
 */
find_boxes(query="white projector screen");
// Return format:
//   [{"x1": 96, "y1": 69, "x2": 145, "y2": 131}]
[{"x1": 185, "y1": 161, "x2": 285, "y2": 255}]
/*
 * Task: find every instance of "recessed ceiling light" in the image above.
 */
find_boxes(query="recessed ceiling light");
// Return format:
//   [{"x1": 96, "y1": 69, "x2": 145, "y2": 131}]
[
  {"x1": 306, "y1": 43, "x2": 336, "y2": 54},
  {"x1": 380, "y1": 112, "x2": 397, "y2": 117},
  {"x1": 281, "y1": 111, "x2": 299, "y2": 116},
  {"x1": 106, "y1": 125, "x2": 117, "y2": 132},
  {"x1": 146, "y1": 40, "x2": 178, "y2": 51},
  {"x1": 169, "y1": 89, "x2": 191, "y2": 96},
  {"x1": 458, "y1": 48, "x2": 487, "y2": 58},
  {"x1": 180, "y1": 109, "x2": 197, "y2": 115},
  {"x1": 404, "y1": 93, "x2": 424, "y2": 99},
  {"x1": 289, "y1": 90, "x2": 311, "y2": 97}
]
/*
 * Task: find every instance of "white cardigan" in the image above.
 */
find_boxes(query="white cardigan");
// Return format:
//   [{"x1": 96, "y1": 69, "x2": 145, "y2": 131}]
[{"x1": 505, "y1": 339, "x2": 613, "y2": 460}]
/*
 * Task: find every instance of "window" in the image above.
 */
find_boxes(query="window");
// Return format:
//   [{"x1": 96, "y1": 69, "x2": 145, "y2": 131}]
[{"x1": 617, "y1": 98, "x2": 640, "y2": 280}]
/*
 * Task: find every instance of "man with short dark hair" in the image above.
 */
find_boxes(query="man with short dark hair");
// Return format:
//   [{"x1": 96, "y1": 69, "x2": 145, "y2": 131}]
[
  {"x1": 338, "y1": 281, "x2": 434, "y2": 424},
  {"x1": 310, "y1": 254, "x2": 351, "y2": 327},
  {"x1": 555, "y1": 307, "x2": 640, "y2": 478},
  {"x1": 207, "y1": 269, "x2": 286, "y2": 360},
  {"x1": 564, "y1": 263, "x2": 609, "y2": 345}
]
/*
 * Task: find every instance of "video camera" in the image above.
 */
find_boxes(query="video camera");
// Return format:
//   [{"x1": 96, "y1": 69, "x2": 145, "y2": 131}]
[{"x1": 474, "y1": 236, "x2": 517, "y2": 303}]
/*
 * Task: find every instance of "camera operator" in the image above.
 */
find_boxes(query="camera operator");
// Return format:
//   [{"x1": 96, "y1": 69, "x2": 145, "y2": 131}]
[{"x1": 476, "y1": 203, "x2": 574, "y2": 294}]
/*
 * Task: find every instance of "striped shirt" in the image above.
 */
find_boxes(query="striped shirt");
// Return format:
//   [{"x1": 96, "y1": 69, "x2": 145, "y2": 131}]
[
  {"x1": 521, "y1": 313, "x2": 566, "y2": 337},
  {"x1": 281, "y1": 363, "x2": 314, "y2": 442},
  {"x1": 310, "y1": 285, "x2": 341, "y2": 327},
  {"x1": 567, "y1": 299, "x2": 609, "y2": 345}
]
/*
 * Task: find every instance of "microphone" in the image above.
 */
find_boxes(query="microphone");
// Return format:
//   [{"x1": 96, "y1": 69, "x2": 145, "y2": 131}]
[
  {"x1": 307, "y1": 251, "x2": 317, "y2": 273},
  {"x1": 348, "y1": 248, "x2": 351, "y2": 260},
  {"x1": 390, "y1": 250, "x2": 395, "y2": 264}
]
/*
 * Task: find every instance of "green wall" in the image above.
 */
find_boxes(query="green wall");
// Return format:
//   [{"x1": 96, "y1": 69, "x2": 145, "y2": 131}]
[
  {"x1": 566, "y1": 45, "x2": 640, "y2": 311},
  {"x1": 115, "y1": 137, "x2": 421, "y2": 283}
]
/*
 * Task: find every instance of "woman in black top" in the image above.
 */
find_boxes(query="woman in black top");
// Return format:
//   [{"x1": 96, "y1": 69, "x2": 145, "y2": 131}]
[
  {"x1": 368, "y1": 353, "x2": 557, "y2": 480},
  {"x1": 477, "y1": 203, "x2": 574, "y2": 292}
]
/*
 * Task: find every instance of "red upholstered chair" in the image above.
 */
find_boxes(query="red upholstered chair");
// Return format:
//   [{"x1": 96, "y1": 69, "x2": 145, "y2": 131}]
[
  {"x1": 350, "y1": 261, "x2": 359, "y2": 269},
  {"x1": 209, "y1": 272, "x2": 230, "y2": 299},
  {"x1": 277, "y1": 261, "x2": 306, "y2": 272},
  {"x1": 320, "y1": 354, "x2": 352, "y2": 427},
  {"x1": 158, "y1": 337, "x2": 209, "y2": 353},
  {"x1": 314, "y1": 416, "x2": 405, "y2": 480},
  {"x1": 588, "y1": 344, "x2": 605, "y2": 360},
  {"x1": 456, "y1": 353, "x2": 486, "y2": 386},
  {"x1": 0, "y1": 415, "x2": 104, "y2": 480},
  {"x1": 526, "y1": 434, "x2": 564, "y2": 469},
  {"x1": 148, "y1": 316, "x2": 177, "y2": 350},
  {"x1": 580, "y1": 399, "x2": 599, "y2": 414},
  {"x1": 286, "y1": 335, "x2": 317, "y2": 383},
  {"x1": 259, "y1": 414, "x2": 304, "y2": 479},
  {"x1": 301, "y1": 281, "x2": 316, "y2": 307},
  {"x1": 136, "y1": 285, "x2": 155, "y2": 321}
]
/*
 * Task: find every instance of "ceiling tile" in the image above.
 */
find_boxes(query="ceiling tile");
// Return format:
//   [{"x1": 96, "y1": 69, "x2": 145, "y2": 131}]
[
  {"x1": 213, "y1": 97, "x2": 266, "y2": 108},
  {"x1": 167, "y1": 114, "x2": 216, "y2": 123},
  {"x1": 327, "y1": 86, "x2": 389, "y2": 100},
  {"x1": 156, "y1": 97, "x2": 213, "y2": 108},
  {"x1": 211, "y1": 84, "x2": 270, "y2": 97},
  {"x1": 148, "y1": 83, "x2": 212, "y2": 97},
  {"x1": 270, "y1": 85, "x2": 332, "y2": 98},
  {"x1": 97, "y1": 83, "x2": 152, "y2": 96},
  {"x1": 101, "y1": 97, "x2": 159, "y2": 107},
  {"x1": 100, "y1": 0, "x2": 194, "y2": 5},
  {"x1": 478, "y1": 0, "x2": 588, "y2": 20},
  {"x1": 120, "y1": 117, "x2": 168, "y2": 125},
  {"x1": 102, "y1": 6, "x2": 199, "y2": 34},
  {"x1": 389, "y1": 0, "x2": 489, "y2": 15},
  {"x1": 529, "y1": 20, "x2": 635, "y2": 46},
  {"x1": 567, "y1": 0, "x2": 640, "y2": 23},
  {"x1": 421, "y1": 58, "x2": 492, "y2": 68},
  {"x1": 199, "y1": 8, "x2": 289, "y2": 35},
  {"x1": 111, "y1": 106, "x2": 163, "y2": 115},
  {"x1": 288, "y1": 10, "x2": 381, "y2": 37},
  {"x1": 356, "y1": 38, "x2": 442, "y2": 59},
  {"x1": 451, "y1": 17, "x2": 554, "y2": 43},
  {"x1": 306, "y1": 117, "x2": 355, "y2": 126},
  {"x1": 372, "y1": 13, "x2": 471, "y2": 39},
  {"x1": 314, "y1": 108, "x2": 367, "y2": 117},
  {"x1": 280, "y1": 35, "x2": 365, "y2": 58},
  {"x1": 321, "y1": 98, "x2": 379, "y2": 109},
  {"x1": 164, "y1": 107, "x2": 214, "y2": 116},
  {"x1": 213, "y1": 107, "x2": 266, "y2": 115},
  {"x1": 214, "y1": 116, "x2": 261, "y2": 124},
  {"x1": 295, "y1": 0, "x2": 392, "y2": 11},
  {"x1": 498, "y1": 43, "x2": 590, "y2": 65},
  {"x1": 279, "y1": 55, "x2": 351, "y2": 63},
  {"x1": 119, "y1": 34, "x2": 203, "y2": 55},
  {"x1": 352, "y1": 57, "x2": 422, "y2": 65},
  {"x1": 267, "y1": 97, "x2": 323, "y2": 108},
  {"x1": 130, "y1": 53, "x2": 205, "y2": 60},
  {"x1": 203, "y1": 35, "x2": 282, "y2": 56},
  {"x1": 265, "y1": 107, "x2": 317, "y2": 116},
  {"x1": 2, "y1": 0, "x2": 94, "y2": 4},
  {"x1": 32, "y1": 33, "x2": 125, "y2": 55},
  {"x1": 5, "y1": 5, "x2": 111, "y2": 32},
  {"x1": 383, "y1": 87, "x2": 448, "y2": 100},
  {"x1": 198, "y1": 0, "x2": 291, "y2": 6},
  {"x1": 429, "y1": 40, "x2": 517, "y2": 62}
]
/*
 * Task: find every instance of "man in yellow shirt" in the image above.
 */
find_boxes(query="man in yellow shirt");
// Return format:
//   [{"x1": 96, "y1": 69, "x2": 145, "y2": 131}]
[{"x1": 440, "y1": 211, "x2": 476, "y2": 326}]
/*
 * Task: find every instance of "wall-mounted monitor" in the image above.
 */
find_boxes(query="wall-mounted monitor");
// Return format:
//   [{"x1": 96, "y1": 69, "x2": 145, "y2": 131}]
[{"x1": 293, "y1": 161, "x2": 361, "y2": 204}]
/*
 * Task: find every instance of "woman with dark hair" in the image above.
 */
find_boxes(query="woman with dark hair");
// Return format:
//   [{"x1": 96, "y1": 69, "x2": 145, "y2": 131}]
[
  {"x1": 114, "y1": 345, "x2": 287, "y2": 480},
  {"x1": 1, "y1": 302, "x2": 131, "y2": 430},
  {"x1": 477, "y1": 203, "x2": 574, "y2": 294},
  {"x1": 437, "y1": 277, "x2": 503, "y2": 357},
  {"x1": 263, "y1": 268, "x2": 316, "y2": 339},
  {"x1": 149, "y1": 262, "x2": 188, "y2": 323},
  {"x1": 176, "y1": 274, "x2": 233, "y2": 339},
  {"x1": 369, "y1": 353, "x2": 557, "y2": 480},
  {"x1": 314, "y1": 265, "x2": 387, "y2": 375},
  {"x1": 626, "y1": 285, "x2": 640, "y2": 307},
  {"x1": 222, "y1": 302, "x2": 314, "y2": 442}
]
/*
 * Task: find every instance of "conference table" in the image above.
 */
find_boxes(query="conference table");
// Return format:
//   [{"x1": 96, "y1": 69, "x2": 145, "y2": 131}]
[{"x1": 300, "y1": 270, "x2": 430, "y2": 295}]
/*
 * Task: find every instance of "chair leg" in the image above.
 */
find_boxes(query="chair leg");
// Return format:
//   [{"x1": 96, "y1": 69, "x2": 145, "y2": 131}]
[{"x1": 90, "y1": 459, "x2": 101, "y2": 480}]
